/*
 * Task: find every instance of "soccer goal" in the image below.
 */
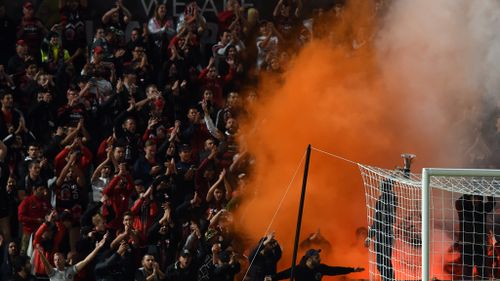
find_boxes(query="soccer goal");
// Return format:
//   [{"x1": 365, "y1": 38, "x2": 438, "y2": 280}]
[{"x1": 359, "y1": 164, "x2": 500, "y2": 280}]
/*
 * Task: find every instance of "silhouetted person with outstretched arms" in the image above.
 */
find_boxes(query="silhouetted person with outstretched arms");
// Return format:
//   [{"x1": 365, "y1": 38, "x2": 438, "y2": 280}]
[
  {"x1": 272, "y1": 249, "x2": 364, "y2": 280},
  {"x1": 456, "y1": 194, "x2": 495, "y2": 279},
  {"x1": 365, "y1": 178, "x2": 397, "y2": 281}
]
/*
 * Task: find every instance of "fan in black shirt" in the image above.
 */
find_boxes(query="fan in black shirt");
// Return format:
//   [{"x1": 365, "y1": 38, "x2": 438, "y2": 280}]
[{"x1": 274, "y1": 248, "x2": 364, "y2": 281}]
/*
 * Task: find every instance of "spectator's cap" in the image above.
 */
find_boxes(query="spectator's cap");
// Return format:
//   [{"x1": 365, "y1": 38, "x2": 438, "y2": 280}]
[
  {"x1": 93, "y1": 46, "x2": 104, "y2": 55},
  {"x1": 16, "y1": 39, "x2": 27, "y2": 47},
  {"x1": 23, "y1": 2, "x2": 33, "y2": 9},
  {"x1": 134, "y1": 179, "x2": 144, "y2": 186},
  {"x1": 179, "y1": 144, "x2": 192, "y2": 152},
  {"x1": 180, "y1": 248, "x2": 192, "y2": 258},
  {"x1": 304, "y1": 249, "x2": 321, "y2": 258}
]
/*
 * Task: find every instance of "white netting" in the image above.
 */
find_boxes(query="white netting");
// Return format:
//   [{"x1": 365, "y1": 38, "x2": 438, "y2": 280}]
[{"x1": 359, "y1": 164, "x2": 500, "y2": 280}]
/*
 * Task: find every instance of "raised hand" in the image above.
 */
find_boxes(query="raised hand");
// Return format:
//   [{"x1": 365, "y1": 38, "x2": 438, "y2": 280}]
[
  {"x1": 116, "y1": 78, "x2": 124, "y2": 93},
  {"x1": 353, "y1": 267, "x2": 365, "y2": 272},
  {"x1": 127, "y1": 98, "x2": 136, "y2": 111},
  {"x1": 117, "y1": 241, "x2": 128, "y2": 256},
  {"x1": 190, "y1": 191, "x2": 201, "y2": 206},
  {"x1": 143, "y1": 186, "x2": 154, "y2": 198},
  {"x1": 96, "y1": 232, "x2": 109, "y2": 248},
  {"x1": 219, "y1": 168, "x2": 227, "y2": 179},
  {"x1": 264, "y1": 231, "x2": 275, "y2": 245},
  {"x1": 46, "y1": 210, "x2": 57, "y2": 223}
]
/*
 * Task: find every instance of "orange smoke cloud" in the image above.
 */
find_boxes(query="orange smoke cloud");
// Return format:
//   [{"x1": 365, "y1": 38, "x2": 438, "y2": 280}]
[{"x1": 234, "y1": 0, "x2": 483, "y2": 280}]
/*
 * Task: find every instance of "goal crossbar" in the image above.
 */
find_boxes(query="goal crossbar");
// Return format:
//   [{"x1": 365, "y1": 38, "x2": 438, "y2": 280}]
[{"x1": 421, "y1": 168, "x2": 500, "y2": 281}]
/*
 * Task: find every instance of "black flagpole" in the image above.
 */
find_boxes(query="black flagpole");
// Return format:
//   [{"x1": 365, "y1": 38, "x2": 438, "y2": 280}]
[{"x1": 290, "y1": 144, "x2": 312, "y2": 280}]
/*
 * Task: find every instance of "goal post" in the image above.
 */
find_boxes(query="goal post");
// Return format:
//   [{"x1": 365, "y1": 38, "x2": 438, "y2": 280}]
[
  {"x1": 421, "y1": 168, "x2": 500, "y2": 281},
  {"x1": 360, "y1": 164, "x2": 500, "y2": 280}
]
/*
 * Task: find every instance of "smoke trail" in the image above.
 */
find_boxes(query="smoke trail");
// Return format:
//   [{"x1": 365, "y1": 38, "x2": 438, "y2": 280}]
[
  {"x1": 377, "y1": 0, "x2": 500, "y2": 166},
  {"x1": 235, "y1": 0, "x2": 500, "y2": 279}
]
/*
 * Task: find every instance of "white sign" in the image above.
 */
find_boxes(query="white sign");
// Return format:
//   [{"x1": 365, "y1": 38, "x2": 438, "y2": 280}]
[{"x1": 140, "y1": 0, "x2": 254, "y2": 18}]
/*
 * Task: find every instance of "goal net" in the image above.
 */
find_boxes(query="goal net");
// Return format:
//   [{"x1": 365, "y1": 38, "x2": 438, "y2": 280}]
[{"x1": 359, "y1": 164, "x2": 500, "y2": 281}]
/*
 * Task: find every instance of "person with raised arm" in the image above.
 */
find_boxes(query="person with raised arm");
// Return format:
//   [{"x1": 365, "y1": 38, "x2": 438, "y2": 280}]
[
  {"x1": 274, "y1": 248, "x2": 364, "y2": 280},
  {"x1": 36, "y1": 233, "x2": 107, "y2": 281}
]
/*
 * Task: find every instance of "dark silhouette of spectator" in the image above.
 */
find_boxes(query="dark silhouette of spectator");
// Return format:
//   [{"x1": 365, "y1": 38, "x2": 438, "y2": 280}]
[
  {"x1": 208, "y1": 242, "x2": 241, "y2": 281},
  {"x1": 164, "y1": 248, "x2": 198, "y2": 281},
  {"x1": 94, "y1": 240, "x2": 134, "y2": 281},
  {"x1": 0, "y1": 238, "x2": 19, "y2": 280},
  {"x1": 365, "y1": 178, "x2": 397, "y2": 281},
  {"x1": 27, "y1": 90, "x2": 56, "y2": 144},
  {"x1": 247, "y1": 232, "x2": 282, "y2": 281},
  {"x1": 456, "y1": 194, "x2": 496, "y2": 279},
  {"x1": 8, "y1": 255, "x2": 36, "y2": 281},
  {"x1": 0, "y1": 4, "x2": 16, "y2": 66},
  {"x1": 7, "y1": 41, "x2": 30, "y2": 78},
  {"x1": 59, "y1": 0, "x2": 88, "y2": 71},
  {"x1": 101, "y1": 1, "x2": 131, "y2": 40},
  {"x1": 0, "y1": 91, "x2": 24, "y2": 140},
  {"x1": 0, "y1": 141, "x2": 11, "y2": 240},
  {"x1": 274, "y1": 248, "x2": 364, "y2": 280},
  {"x1": 300, "y1": 229, "x2": 332, "y2": 254}
]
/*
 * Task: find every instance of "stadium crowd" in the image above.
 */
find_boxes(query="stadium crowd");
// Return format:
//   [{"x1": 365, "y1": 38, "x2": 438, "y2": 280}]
[{"x1": 0, "y1": 0, "x2": 367, "y2": 280}]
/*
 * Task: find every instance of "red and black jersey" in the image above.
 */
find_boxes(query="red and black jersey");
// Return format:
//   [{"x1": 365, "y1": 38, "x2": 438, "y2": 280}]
[
  {"x1": 55, "y1": 179, "x2": 83, "y2": 222},
  {"x1": 102, "y1": 175, "x2": 134, "y2": 229},
  {"x1": 60, "y1": 6, "x2": 88, "y2": 51},
  {"x1": 17, "y1": 17, "x2": 44, "y2": 50}
]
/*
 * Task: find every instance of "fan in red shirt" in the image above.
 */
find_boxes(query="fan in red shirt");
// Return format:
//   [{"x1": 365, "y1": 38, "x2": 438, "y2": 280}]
[
  {"x1": 54, "y1": 135, "x2": 92, "y2": 175},
  {"x1": 130, "y1": 183, "x2": 158, "y2": 244},
  {"x1": 197, "y1": 57, "x2": 235, "y2": 108},
  {"x1": 217, "y1": 0, "x2": 242, "y2": 32},
  {"x1": 101, "y1": 163, "x2": 134, "y2": 230},
  {"x1": 31, "y1": 210, "x2": 71, "y2": 277},
  {"x1": 17, "y1": 184, "x2": 50, "y2": 255}
]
